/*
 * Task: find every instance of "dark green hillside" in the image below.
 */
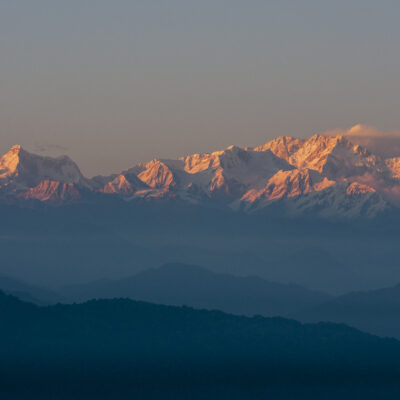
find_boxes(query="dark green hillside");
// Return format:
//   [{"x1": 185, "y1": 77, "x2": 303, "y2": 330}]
[{"x1": 1, "y1": 291, "x2": 400, "y2": 398}]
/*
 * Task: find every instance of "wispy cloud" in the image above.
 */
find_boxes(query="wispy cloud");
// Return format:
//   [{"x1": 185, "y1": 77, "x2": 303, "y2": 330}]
[
  {"x1": 320, "y1": 124, "x2": 400, "y2": 204},
  {"x1": 34, "y1": 143, "x2": 68, "y2": 153},
  {"x1": 322, "y1": 124, "x2": 400, "y2": 159}
]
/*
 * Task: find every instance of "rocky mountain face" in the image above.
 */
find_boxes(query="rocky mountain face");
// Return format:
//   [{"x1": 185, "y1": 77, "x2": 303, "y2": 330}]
[
  {"x1": 1, "y1": 133, "x2": 399, "y2": 217},
  {"x1": 0, "y1": 144, "x2": 90, "y2": 204}
]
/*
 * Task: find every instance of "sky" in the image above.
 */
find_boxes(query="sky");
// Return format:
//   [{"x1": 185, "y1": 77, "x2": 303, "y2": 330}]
[{"x1": 0, "y1": 1, "x2": 400, "y2": 176}]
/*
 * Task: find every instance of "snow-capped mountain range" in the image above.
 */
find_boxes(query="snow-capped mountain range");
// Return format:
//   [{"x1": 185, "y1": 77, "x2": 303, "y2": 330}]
[{"x1": 2, "y1": 134, "x2": 400, "y2": 218}]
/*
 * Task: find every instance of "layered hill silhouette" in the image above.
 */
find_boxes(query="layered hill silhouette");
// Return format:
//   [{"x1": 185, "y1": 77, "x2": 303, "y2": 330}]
[
  {"x1": 10, "y1": 264, "x2": 400, "y2": 341},
  {"x1": 2, "y1": 290, "x2": 400, "y2": 398},
  {"x1": 2, "y1": 201, "x2": 400, "y2": 294},
  {"x1": 60, "y1": 263, "x2": 331, "y2": 316},
  {"x1": 3, "y1": 131, "x2": 400, "y2": 217},
  {"x1": 0, "y1": 275, "x2": 64, "y2": 305},
  {"x1": 294, "y1": 283, "x2": 400, "y2": 339}
]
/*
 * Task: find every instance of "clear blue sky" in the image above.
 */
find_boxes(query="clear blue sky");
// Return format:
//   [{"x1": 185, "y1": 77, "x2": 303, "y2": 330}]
[{"x1": 1, "y1": 0, "x2": 399, "y2": 176}]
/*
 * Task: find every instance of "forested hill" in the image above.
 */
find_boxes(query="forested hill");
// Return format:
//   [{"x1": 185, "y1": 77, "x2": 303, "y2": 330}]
[{"x1": 2, "y1": 291, "x2": 400, "y2": 399}]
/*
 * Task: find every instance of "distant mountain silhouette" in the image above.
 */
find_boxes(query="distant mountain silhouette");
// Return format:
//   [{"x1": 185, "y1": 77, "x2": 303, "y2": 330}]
[
  {"x1": 294, "y1": 283, "x2": 400, "y2": 338},
  {"x1": 0, "y1": 275, "x2": 64, "y2": 305},
  {"x1": 2, "y1": 291, "x2": 400, "y2": 399},
  {"x1": 60, "y1": 263, "x2": 331, "y2": 316},
  {"x1": 3, "y1": 202, "x2": 400, "y2": 294}
]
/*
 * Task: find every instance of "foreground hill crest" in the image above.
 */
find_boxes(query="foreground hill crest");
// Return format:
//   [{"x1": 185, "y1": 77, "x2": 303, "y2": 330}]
[{"x1": 1, "y1": 132, "x2": 399, "y2": 218}]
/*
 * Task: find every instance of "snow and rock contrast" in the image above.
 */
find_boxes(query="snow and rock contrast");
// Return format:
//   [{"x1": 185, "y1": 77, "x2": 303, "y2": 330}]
[{"x1": 1, "y1": 133, "x2": 399, "y2": 218}]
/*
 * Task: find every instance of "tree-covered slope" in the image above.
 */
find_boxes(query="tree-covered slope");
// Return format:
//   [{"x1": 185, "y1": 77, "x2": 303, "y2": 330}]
[{"x1": 1, "y1": 291, "x2": 400, "y2": 398}]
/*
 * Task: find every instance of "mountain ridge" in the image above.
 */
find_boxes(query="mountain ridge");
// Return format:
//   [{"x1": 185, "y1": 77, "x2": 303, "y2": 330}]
[
  {"x1": 294, "y1": 282, "x2": 400, "y2": 339},
  {"x1": 2, "y1": 132, "x2": 400, "y2": 217},
  {"x1": 60, "y1": 262, "x2": 332, "y2": 316}
]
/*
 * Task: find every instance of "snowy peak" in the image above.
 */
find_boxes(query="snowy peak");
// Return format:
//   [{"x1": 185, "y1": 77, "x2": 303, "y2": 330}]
[
  {"x1": 253, "y1": 136, "x2": 304, "y2": 162},
  {"x1": 0, "y1": 144, "x2": 24, "y2": 180},
  {"x1": 103, "y1": 173, "x2": 148, "y2": 195},
  {"x1": 116, "y1": 145, "x2": 294, "y2": 203},
  {"x1": 0, "y1": 145, "x2": 86, "y2": 188},
  {"x1": 137, "y1": 160, "x2": 177, "y2": 189},
  {"x1": 103, "y1": 175, "x2": 134, "y2": 195},
  {"x1": 1, "y1": 132, "x2": 399, "y2": 218},
  {"x1": 285, "y1": 181, "x2": 387, "y2": 219},
  {"x1": 291, "y1": 134, "x2": 381, "y2": 179},
  {"x1": 263, "y1": 169, "x2": 334, "y2": 200},
  {"x1": 0, "y1": 145, "x2": 90, "y2": 204},
  {"x1": 181, "y1": 152, "x2": 221, "y2": 174},
  {"x1": 182, "y1": 146, "x2": 292, "y2": 188},
  {"x1": 255, "y1": 134, "x2": 382, "y2": 179},
  {"x1": 237, "y1": 169, "x2": 336, "y2": 212},
  {"x1": 288, "y1": 134, "x2": 348, "y2": 171}
]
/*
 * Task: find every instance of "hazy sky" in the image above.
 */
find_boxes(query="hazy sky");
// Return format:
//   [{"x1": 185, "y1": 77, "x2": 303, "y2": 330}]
[{"x1": 1, "y1": 1, "x2": 400, "y2": 176}]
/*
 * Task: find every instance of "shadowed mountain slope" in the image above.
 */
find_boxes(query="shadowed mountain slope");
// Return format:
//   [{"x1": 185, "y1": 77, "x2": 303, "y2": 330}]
[
  {"x1": 294, "y1": 283, "x2": 400, "y2": 338},
  {"x1": 61, "y1": 263, "x2": 331, "y2": 316},
  {"x1": 0, "y1": 275, "x2": 64, "y2": 305},
  {"x1": 2, "y1": 202, "x2": 400, "y2": 294}
]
